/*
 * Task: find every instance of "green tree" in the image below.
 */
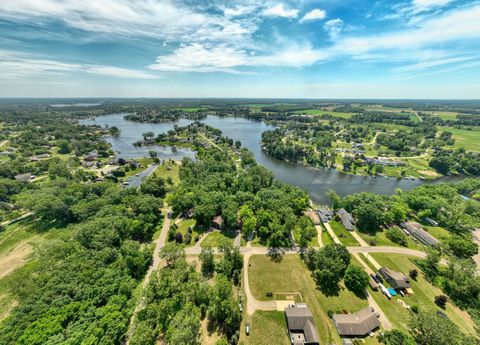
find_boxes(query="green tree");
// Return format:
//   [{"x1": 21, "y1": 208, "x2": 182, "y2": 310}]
[
  {"x1": 199, "y1": 247, "x2": 215, "y2": 278},
  {"x1": 386, "y1": 227, "x2": 408, "y2": 246},
  {"x1": 408, "y1": 310, "x2": 474, "y2": 345},
  {"x1": 378, "y1": 329, "x2": 415, "y2": 345},
  {"x1": 160, "y1": 243, "x2": 185, "y2": 267},
  {"x1": 344, "y1": 265, "x2": 369, "y2": 295},
  {"x1": 166, "y1": 303, "x2": 201, "y2": 345}
]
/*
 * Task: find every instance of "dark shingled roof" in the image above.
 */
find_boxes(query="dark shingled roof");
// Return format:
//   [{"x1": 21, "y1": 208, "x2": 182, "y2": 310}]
[
  {"x1": 337, "y1": 208, "x2": 355, "y2": 231},
  {"x1": 285, "y1": 305, "x2": 320, "y2": 344},
  {"x1": 332, "y1": 307, "x2": 380, "y2": 336},
  {"x1": 379, "y1": 267, "x2": 410, "y2": 289}
]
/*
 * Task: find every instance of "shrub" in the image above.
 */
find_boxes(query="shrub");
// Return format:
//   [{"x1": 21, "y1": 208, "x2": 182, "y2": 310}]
[
  {"x1": 409, "y1": 269, "x2": 418, "y2": 280},
  {"x1": 175, "y1": 232, "x2": 183, "y2": 243},
  {"x1": 185, "y1": 232, "x2": 192, "y2": 244},
  {"x1": 386, "y1": 226, "x2": 407, "y2": 246},
  {"x1": 434, "y1": 295, "x2": 448, "y2": 309}
]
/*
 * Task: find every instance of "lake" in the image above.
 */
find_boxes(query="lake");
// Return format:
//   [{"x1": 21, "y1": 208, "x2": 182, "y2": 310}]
[{"x1": 81, "y1": 114, "x2": 464, "y2": 204}]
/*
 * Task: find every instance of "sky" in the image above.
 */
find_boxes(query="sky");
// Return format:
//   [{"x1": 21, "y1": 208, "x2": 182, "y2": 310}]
[{"x1": 0, "y1": 0, "x2": 479, "y2": 99}]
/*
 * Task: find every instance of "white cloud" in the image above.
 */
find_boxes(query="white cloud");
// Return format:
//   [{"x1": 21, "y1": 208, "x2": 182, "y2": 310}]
[
  {"x1": 0, "y1": 0, "x2": 257, "y2": 44},
  {"x1": 412, "y1": 0, "x2": 454, "y2": 13},
  {"x1": 323, "y1": 18, "x2": 344, "y2": 39},
  {"x1": 393, "y1": 56, "x2": 476, "y2": 73},
  {"x1": 264, "y1": 4, "x2": 299, "y2": 18},
  {"x1": 300, "y1": 9, "x2": 327, "y2": 23},
  {"x1": 0, "y1": 50, "x2": 158, "y2": 80},
  {"x1": 148, "y1": 43, "x2": 248, "y2": 73}
]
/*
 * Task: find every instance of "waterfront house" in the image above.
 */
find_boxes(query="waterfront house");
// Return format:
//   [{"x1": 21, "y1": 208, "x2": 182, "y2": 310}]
[{"x1": 336, "y1": 208, "x2": 355, "y2": 231}]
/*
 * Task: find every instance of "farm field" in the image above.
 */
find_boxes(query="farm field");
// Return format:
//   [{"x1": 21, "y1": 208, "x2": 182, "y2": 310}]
[
  {"x1": 248, "y1": 254, "x2": 369, "y2": 345},
  {"x1": 369, "y1": 253, "x2": 476, "y2": 335},
  {"x1": 293, "y1": 109, "x2": 355, "y2": 118},
  {"x1": 440, "y1": 127, "x2": 480, "y2": 151}
]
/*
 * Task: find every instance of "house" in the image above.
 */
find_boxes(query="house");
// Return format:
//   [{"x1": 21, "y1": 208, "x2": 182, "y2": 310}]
[
  {"x1": 317, "y1": 207, "x2": 334, "y2": 223},
  {"x1": 84, "y1": 150, "x2": 99, "y2": 161},
  {"x1": 336, "y1": 208, "x2": 355, "y2": 231},
  {"x1": 29, "y1": 153, "x2": 50, "y2": 162},
  {"x1": 332, "y1": 307, "x2": 380, "y2": 337},
  {"x1": 304, "y1": 210, "x2": 321, "y2": 225},
  {"x1": 14, "y1": 173, "x2": 34, "y2": 182},
  {"x1": 285, "y1": 304, "x2": 320, "y2": 345},
  {"x1": 379, "y1": 267, "x2": 410, "y2": 289},
  {"x1": 400, "y1": 221, "x2": 439, "y2": 247},
  {"x1": 82, "y1": 160, "x2": 96, "y2": 168},
  {"x1": 212, "y1": 215, "x2": 224, "y2": 230}
]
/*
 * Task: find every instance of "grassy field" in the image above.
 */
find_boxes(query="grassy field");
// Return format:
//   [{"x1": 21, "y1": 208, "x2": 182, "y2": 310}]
[
  {"x1": 293, "y1": 109, "x2": 354, "y2": 118},
  {"x1": 248, "y1": 254, "x2": 369, "y2": 344},
  {"x1": 153, "y1": 161, "x2": 180, "y2": 184},
  {"x1": 329, "y1": 221, "x2": 359, "y2": 246},
  {"x1": 369, "y1": 253, "x2": 476, "y2": 336},
  {"x1": 440, "y1": 127, "x2": 480, "y2": 151},
  {"x1": 242, "y1": 311, "x2": 290, "y2": 345},
  {"x1": 200, "y1": 230, "x2": 235, "y2": 247}
]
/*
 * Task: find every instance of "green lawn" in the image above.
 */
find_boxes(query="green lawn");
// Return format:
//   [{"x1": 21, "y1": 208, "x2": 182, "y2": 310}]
[
  {"x1": 200, "y1": 230, "x2": 235, "y2": 248},
  {"x1": 153, "y1": 161, "x2": 180, "y2": 184},
  {"x1": 248, "y1": 254, "x2": 369, "y2": 344},
  {"x1": 321, "y1": 228, "x2": 333, "y2": 245},
  {"x1": 369, "y1": 253, "x2": 476, "y2": 336},
  {"x1": 329, "y1": 221, "x2": 360, "y2": 246},
  {"x1": 422, "y1": 226, "x2": 451, "y2": 242},
  {"x1": 440, "y1": 127, "x2": 480, "y2": 151},
  {"x1": 242, "y1": 311, "x2": 290, "y2": 345},
  {"x1": 292, "y1": 227, "x2": 318, "y2": 248},
  {"x1": 358, "y1": 230, "x2": 420, "y2": 249}
]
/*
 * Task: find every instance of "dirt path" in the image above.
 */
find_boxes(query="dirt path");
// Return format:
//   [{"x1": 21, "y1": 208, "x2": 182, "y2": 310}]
[
  {"x1": 315, "y1": 225, "x2": 323, "y2": 247},
  {"x1": 352, "y1": 252, "x2": 392, "y2": 330},
  {"x1": 125, "y1": 207, "x2": 172, "y2": 344}
]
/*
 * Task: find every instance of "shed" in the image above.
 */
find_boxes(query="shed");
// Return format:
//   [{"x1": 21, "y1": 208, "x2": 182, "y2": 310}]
[
  {"x1": 285, "y1": 304, "x2": 320, "y2": 345},
  {"x1": 400, "y1": 221, "x2": 439, "y2": 247},
  {"x1": 332, "y1": 307, "x2": 380, "y2": 337},
  {"x1": 379, "y1": 267, "x2": 410, "y2": 289}
]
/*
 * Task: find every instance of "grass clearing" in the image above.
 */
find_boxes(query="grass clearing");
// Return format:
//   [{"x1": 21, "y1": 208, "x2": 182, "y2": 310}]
[
  {"x1": 329, "y1": 221, "x2": 360, "y2": 246},
  {"x1": 369, "y1": 253, "x2": 476, "y2": 336},
  {"x1": 440, "y1": 127, "x2": 480, "y2": 151},
  {"x1": 248, "y1": 254, "x2": 369, "y2": 344},
  {"x1": 200, "y1": 230, "x2": 235, "y2": 247},
  {"x1": 242, "y1": 311, "x2": 290, "y2": 345},
  {"x1": 153, "y1": 161, "x2": 180, "y2": 184},
  {"x1": 358, "y1": 230, "x2": 420, "y2": 250}
]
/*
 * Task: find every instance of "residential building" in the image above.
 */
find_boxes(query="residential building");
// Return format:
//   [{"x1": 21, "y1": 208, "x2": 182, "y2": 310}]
[
  {"x1": 285, "y1": 304, "x2": 320, "y2": 345},
  {"x1": 379, "y1": 267, "x2": 410, "y2": 289},
  {"x1": 400, "y1": 221, "x2": 440, "y2": 247},
  {"x1": 332, "y1": 307, "x2": 380, "y2": 337},
  {"x1": 336, "y1": 208, "x2": 355, "y2": 231}
]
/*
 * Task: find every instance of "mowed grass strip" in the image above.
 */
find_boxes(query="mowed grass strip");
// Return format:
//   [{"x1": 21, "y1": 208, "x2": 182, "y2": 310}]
[
  {"x1": 369, "y1": 253, "x2": 476, "y2": 336},
  {"x1": 200, "y1": 230, "x2": 235, "y2": 248},
  {"x1": 329, "y1": 221, "x2": 360, "y2": 246},
  {"x1": 248, "y1": 254, "x2": 369, "y2": 344}
]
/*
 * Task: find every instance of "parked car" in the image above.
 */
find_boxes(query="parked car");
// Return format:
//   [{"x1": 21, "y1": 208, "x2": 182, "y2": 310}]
[
  {"x1": 375, "y1": 273, "x2": 384, "y2": 283},
  {"x1": 245, "y1": 323, "x2": 250, "y2": 336},
  {"x1": 370, "y1": 273, "x2": 380, "y2": 283}
]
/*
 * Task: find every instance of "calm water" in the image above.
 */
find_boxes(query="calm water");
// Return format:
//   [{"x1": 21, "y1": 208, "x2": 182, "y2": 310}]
[{"x1": 81, "y1": 114, "x2": 464, "y2": 204}]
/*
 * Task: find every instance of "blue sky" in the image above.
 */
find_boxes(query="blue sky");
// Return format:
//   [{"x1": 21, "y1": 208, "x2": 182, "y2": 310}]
[{"x1": 0, "y1": 0, "x2": 479, "y2": 98}]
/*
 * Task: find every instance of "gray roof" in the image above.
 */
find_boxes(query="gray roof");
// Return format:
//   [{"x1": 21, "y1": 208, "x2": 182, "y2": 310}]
[
  {"x1": 400, "y1": 221, "x2": 439, "y2": 246},
  {"x1": 285, "y1": 305, "x2": 320, "y2": 344},
  {"x1": 337, "y1": 208, "x2": 355, "y2": 230},
  {"x1": 379, "y1": 267, "x2": 410, "y2": 289},
  {"x1": 332, "y1": 307, "x2": 380, "y2": 336},
  {"x1": 317, "y1": 207, "x2": 333, "y2": 222}
]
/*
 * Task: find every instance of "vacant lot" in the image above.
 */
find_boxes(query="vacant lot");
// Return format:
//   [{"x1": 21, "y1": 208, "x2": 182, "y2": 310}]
[
  {"x1": 242, "y1": 311, "x2": 290, "y2": 345},
  {"x1": 369, "y1": 253, "x2": 476, "y2": 335},
  {"x1": 248, "y1": 254, "x2": 369, "y2": 344},
  {"x1": 200, "y1": 230, "x2": 235, "y2": 247},
  {"x1": 153, "y1": 161, "x2": 180, "y2": 184},
  {"x1": 440, "y1": 127, "x2": 480, "y2": 151}
]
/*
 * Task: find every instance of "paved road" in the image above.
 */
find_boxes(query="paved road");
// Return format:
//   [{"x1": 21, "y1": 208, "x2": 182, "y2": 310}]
[
  {"x1": 125, "y1": 163, "x2": 159, "y2": 189},
  {"x1": 125, "y1": 207, "x2": 171, "y2": 344}
]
